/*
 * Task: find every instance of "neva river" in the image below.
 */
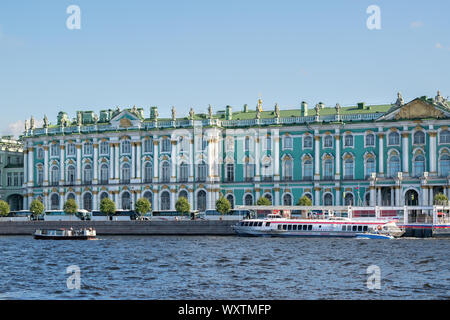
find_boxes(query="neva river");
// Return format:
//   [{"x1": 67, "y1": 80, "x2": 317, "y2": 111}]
[{"x1": 0, "y1": 236, "x2": 448, "y2": 300}]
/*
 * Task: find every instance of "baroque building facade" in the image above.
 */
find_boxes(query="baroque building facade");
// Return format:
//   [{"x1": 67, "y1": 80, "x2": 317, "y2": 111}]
[
  {"x1": 0, "y1": 136, "x2": 24, "y2": 211},
  {"x1": 21, "y1": 92, "x2": 450, "y2": 212}
]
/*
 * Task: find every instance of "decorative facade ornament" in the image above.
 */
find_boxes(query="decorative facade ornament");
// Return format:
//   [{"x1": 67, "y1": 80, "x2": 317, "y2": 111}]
[
  {"x1": 171, "y1": 106, "x2": 176, "y2": 121},
  {"x1": 394, "y1": 92, "x2": 404, "y2": 107},
  {"x1": 43, "y1": 115, "x2": 48, "y2": 128}
]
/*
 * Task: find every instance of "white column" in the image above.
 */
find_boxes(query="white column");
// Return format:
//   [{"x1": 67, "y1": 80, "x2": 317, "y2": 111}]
[
  {"x1": 23, "y1": 148, "x2": 28, "y2": 186},
  {"x1": 59, "y1": 142, "x2": 65, "y2": 184},
  {"x1": 377, "y1": 187, "x2": 382, "y2": 206},
  {"x1": 189, "y1": 138, "x2": 194, "y2": 182},
  {"x1": 370, "y1": 187, "x2": 376, "y2": 206},
  {"x1": 335, "y1": 134, "x2": 341, "y2": 179},
  {"x1": 131, "y1": 141, "x2": 136, "y2": 179},
  {"x1": 44, "y1": 143, "x2": 49, "y2": 186},
  {"x1": 93, "y1": 140, "x2": 98, "y2": 184},
  {"x1": 314, "y1": 187, "x2": 320, "y2": 205},
  {"x1": 28, "y1": 146, "x2": 34, "y2": 186},
  {"x1": 93, "y1": 191, "x2": 98, "y2": 211},
  {"x1": 76, "y1": 140, "x2": 81, "y2": 185},
  {"x1": 170, "y1": 189, "x2": 175, "y2": 210},
  {"x1": 314, "y1": 133, "x2": 320, "y2": 180},
  {"x1": 273, "y1": 130, "x2": 280, "y2": 181},
  {"x1": 136, "y1": 141, "x2": 141, "y2": 180},
  {"x1": 171, "y1": 140, "x2": 176, "y2": 182},
  {"x1": 153, "y1": 138, "x2": 159, "y2": 182},
  {"x1": 255, "y1": 135, "x2": 260, "y2": 181},
  {"x1": 274, "y1": 186, "x2": 280, "y2": 206},
  {"x1": 429, "y1": 131, "x2": 437, "y2": 175},
  {"x1": 109, "y1": 142, "x2": 115, "y2": 183},
  {"x1": 395, "y1": 187, "x2": 400, "y2": 206},
  {"x1": 422, "y1": 187, "x2": 428, "y2": 206},
  {"x1": 402, "y1": 131, "x2": 409, "y2": 175},
  {"x1": 429, "y1": 187, "x2": 434, "y2": 206},
  {"x1": 153, "y1": 190, "x2": 159, "y2": 211},
  {"x1": 114, "y1": 143, "x2": 119, "y2": 182},
  {"x1": 378, "y1": 132, "x2": 384, "y2": 176},
  {"x1": 189, "y1": 189, "x2": 194, "y2": 210}
]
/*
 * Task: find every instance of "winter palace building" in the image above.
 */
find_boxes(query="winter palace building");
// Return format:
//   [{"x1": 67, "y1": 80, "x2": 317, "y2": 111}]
[{"x1": 21, "y1": 91, "x2": 450, "y2": 212}]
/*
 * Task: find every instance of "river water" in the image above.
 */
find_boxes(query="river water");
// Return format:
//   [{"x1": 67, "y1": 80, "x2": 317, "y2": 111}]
[{"x1": 0, "y1": 236, "x2": 448, "y2": 300}]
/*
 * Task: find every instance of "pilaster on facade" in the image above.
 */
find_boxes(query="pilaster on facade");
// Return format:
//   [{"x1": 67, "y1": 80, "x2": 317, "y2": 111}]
[{"x1": 377, "y1": 130, "x2": 385, "y2": 177}]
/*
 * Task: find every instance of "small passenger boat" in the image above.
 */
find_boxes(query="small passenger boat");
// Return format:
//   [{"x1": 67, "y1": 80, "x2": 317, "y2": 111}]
[
  {"x1": 34, "y1": 228, "x2": 96, "y2": 240},
  {"x1": 355, "y1": 233, "x2": 394, "y2": 239}
]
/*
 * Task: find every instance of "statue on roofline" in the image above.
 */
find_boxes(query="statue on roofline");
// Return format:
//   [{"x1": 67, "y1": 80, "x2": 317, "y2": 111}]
[
  {"x1": 24, "y1": 119, "x2": 29, "y2": 132},
  {"x1": 30, "y1": 116, "x2": 35, "y2": 130},
  {"x1": 274, "y1": 103, "x2": 280, "y2": 118},
  {"x1": 171, "y1": 106, "x2": 176, "y2": 121},
  {"x1": 189, "y1": 108, "x2": 195, "y2": 120},
  {"x1": 208, "y1": 104, "x2": 213, "y2": 119},
  {"x1": 394, "y1": 92, "x2": 404, "y2": 107},
  {"x1": 43, "y1": 115, "x2": 48, "y2": 128}
]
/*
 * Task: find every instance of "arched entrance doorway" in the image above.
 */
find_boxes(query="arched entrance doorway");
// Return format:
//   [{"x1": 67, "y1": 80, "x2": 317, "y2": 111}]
[
  {"x1": 7, "y1": 194, "x2": 23, "y2": 211},
  {"x1": 197, "y1": 190, "x2": 207, "y2": 212},
  {"x1": 405, "y1": 189, "x2": 419, "y2": 206}
]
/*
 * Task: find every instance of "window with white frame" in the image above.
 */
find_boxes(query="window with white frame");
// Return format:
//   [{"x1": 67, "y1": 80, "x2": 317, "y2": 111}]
[
  {"x1": 144, "y1": 138, "x2": 153, "y2": 153},
  {"x1": 67, "y1": 143, "x2": 76, "y2": 156},
  {"x1": 344, "y1": 134, "x2": 353, "y2": 147},
  {"x1": 440, "y1": 154, "x2": 450, "y2": 177},
  {"x1": 83, "y1": 142, "x2": 93, "y2": 156},
  {"x1": 303, "y1": 158, "x2": 313, "y2": 180},
  {"x1": 283, "y1": 158, "x2": 293, "y2": 180},
  {"x1": 365, "y1": 157, "x2": 376, "y2": 178},
  {"x1": 388, "y1": 154, "x2": 401, "y2": 178},
  {"x1": 303, "y1": 136, "x2": 313, "y2": 148},
  {"x1": 413, "y1": 154, "x2": 425, "y2": 177},
  {"x1": 161, "y1": 138, "x2": 171, "y2": 153},
  {"x1": 99, "y1": 141, "x2": 109, "y2": 155},
  {"x1": 344, "y1": 158, "x2": 354, "y2": 179},
  {"x1": 284, "y1": 136, "x2": 292, "y2": 149},
  {"x1": 413, "y1": 131, "x2": 425, "y2": 145},
  {"x1": 388, "y1": 132, "x2": 400, "y2": 146},
  {"x1": 440, "y1": 130, "x2": 450, "y2": 144},
  {"x1": 37, "y1": 147, "x2": 44, "y2": 160},
  {"x1": 50, "y1": 143, "x2": 59, "y2": 157},
  {"x1": 323, "y1": 135, "x2": 333, "y2": 148},
  {"x1": 365, "y1": 133, "x2": 375, "y2": 147},
  {"x1": 121, "y1": 140, "x2": 131, "y2": 154}
]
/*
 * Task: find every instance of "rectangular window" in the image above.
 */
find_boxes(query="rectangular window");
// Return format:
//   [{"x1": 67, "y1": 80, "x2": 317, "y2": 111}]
[{"x1": 226, "y1": 164, "x2": 234, "y2": 182}]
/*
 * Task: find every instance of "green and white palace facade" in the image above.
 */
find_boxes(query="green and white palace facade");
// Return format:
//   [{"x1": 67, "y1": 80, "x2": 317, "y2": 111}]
[{"x1": 21, "y1": 92, "x2": 450, "y2": 212}]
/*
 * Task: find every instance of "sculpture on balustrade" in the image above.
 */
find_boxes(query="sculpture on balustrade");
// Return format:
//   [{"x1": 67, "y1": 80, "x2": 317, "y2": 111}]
[
  {"x1": 335, "y1": 103, "x2": 341, "y2": 115},
  {"x1": 189, "y1": 108, "x2": 195, "y2": 120},
  {"x1": 394, "y1": 92, "x2": 404, "y2": 107},
  {"x1": 43, "y1": 115, "x2": 48, "y2": 128},
  {"x1": 208, "y1": 104, "x2": 213, "y2": 119},
  {"x1": 435, "y1": 90, "x2": 448, "y2": 107},
  {"x1": 314, "y1": 103, "x2": 321, "y2": 116},
  {"x1": 77, "y1": 112, "x2": 82, "y2": 126},
  {"x1": 171, "y1": 106, "x2": 176, "y2": 121},
  {"x1": 274, "y1": 103, "x2": 280, "y2": 118},
  {"x1": 30, "y1": 116, "x2": 35, "y2": 130},
  {"x1": 24, "y1": 119, "x2": 29, "y2": 132},
  {"x1": 93, "y1": 114, "x2": 98, "y2": 124}
]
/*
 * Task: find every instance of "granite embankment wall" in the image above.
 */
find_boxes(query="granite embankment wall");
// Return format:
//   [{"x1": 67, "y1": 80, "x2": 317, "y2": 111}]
[{"x1": 0, "y1": 220, "x2": 237, "y2": 236}]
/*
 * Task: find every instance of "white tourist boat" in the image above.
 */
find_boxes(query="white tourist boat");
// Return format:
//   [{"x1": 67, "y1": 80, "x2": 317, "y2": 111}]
[
  {"x1": 34, "y1": 228, "x2": 97, "y2": 240},
  {"x1": 232, "y1": 207, "x2": 404, "y2": 238}
]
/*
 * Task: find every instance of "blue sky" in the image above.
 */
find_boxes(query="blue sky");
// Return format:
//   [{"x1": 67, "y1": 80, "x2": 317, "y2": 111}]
[{"x1": 0, "y1": 0, "x2": 449, "y2": 136}]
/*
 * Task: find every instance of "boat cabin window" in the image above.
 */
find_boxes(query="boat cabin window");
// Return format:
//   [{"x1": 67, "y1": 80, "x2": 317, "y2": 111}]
[
  {"x1": 358, "y1": 226, "x2": 363, "y2": 232},
  {"x1": 342, "y1": 225, "x2": 346, "y2": 231},
  {"x1": 287, "y1": 225, "x2": 292, "y2": 231},
  {"x1": 292, "y1": 225, "x2": 297, "y2": 231},
  {"x1": 352, "y1": 225, "x2": 357, "y2": 231},
  {"x1": 282, "y1": 225, "x2": 287, "y2": 230},
  {"x1": 266, "y1": 222, "x2": 271, "y2": 227},
  {"x1": 308, "y1": 225, "x2": 312, "y2": 231},
  {"x1": 363, "y1": 226, "x2": 368, "y2": 232},
  {"x1": 278, "y1": 225, "x2": 282, "y2": 230}
]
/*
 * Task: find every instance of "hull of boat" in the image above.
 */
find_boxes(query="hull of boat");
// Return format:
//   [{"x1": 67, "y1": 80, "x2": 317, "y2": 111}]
[
  {"x1": 34, "y1": 235, "x2": 96, "y2": 240},
  {"x1": 355, "y1": 233, "x2": 394, "y2": 239}
]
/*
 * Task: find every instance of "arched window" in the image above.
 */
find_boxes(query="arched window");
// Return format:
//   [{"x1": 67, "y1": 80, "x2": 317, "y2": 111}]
[
  {"x1": 283, "y1": 194, "x2": 292, "y2": 206},
  {"x1": 37, "y1": 147, "x2": 44, "y2": 160},
  {"x1": 143, "y1": 191, "x2": 152, "y2": 207},
  {"x1": 226, "y1": 194, "x2": 234, "y2": 209},
  {"x1": 50, "y1": 194, "x2": 59, "y2": 210},
  {"x1": 323, "y1": 158, "x2": 333, "y2": 180},
  {"x1": 144, "y1": 162, "x2": 152, "y2": 183},
  {"x1": 284, "y1": 136, "x2": 293, "y2": 149},
  {"x1": 283, "y1": 158, "x2": 293, "y2": 181},
  {"x1": 100, "y1": 164, "x2": 109, "y2": 184},
  {"x1": 161, "y1": 161, "x2": 170, "y2": 182},
  {"x1": 67, "y1": 165, "x2": 76, "y2": 184},
  {"x1": 83, "y1": 193, "x2": 92, "y2": 211},
  {"x1": 262, "y1": 158, "x2": 272, "y2": 181},
  {"x1": 303, "y1": 193, "x2": 312, "y2": 202},
  {"x1": 388, "y1": 155, "x2": 401, "y2": 178},
  {"x1": 344, "y1": 193, "x2": 354, "y2": 206},
  {"x1": 440, "y1": 130, "x2": 450, "y2": 144},
  {"x1": 324, "y1": 193, "x2": 333, "y2": 206},
  {"x1": 413, "y1": 154, "x2": 425, "y2": 177},
  {"x1": 197, "y1": 161, "x2": 207, "y2": 182},
  {"x1": 388, "y1": 132, "x2": 400, "y2": 146},
  {"x1": 244, "y1": 194, "x2": 253, "y2": 206},
  {"x1": 440, "y1": 154, "x2": 450, "y2": 177},
  {"x1": 263, "y1": 193, "x2": 272, "y2": 205},
  {"x1": 303, "y1": 158, "x2": 313, "y2": 180},
  {"x1": 67, "y1": 193, "x2": 76, "y2": 201},
  {"x1": 121, "y1": 140, "x2": 131, "y2": 154},
  {"x1": 50, "y1": 143, "x2": 60, "y2": 157},
  {"x1": 37, "y1": 166, "x2": 44, "y2": 186},
  {"x1": 83, "y1": 164, "x2": 92, "y2": 184},
  {"x1": 83, "y1": 142, "x2": 93, "y2": 155},
  {"x1": 344, "y1": 158, "x2": 354, "y2": 180},
  {"x1": 179, "y1": 190, "x2": 188, "y2": 200},
  {"x1": 99, "y1": 192, "x2": 108, "y2": 201},
  {"x1": 50, "y1": 166, "x2": 59, "y2": 186},
  {"x1": 365, "y1": 157, "x2": 376, "y2": 178},
  {"x1": 179, "y1": 162, "x2": 188, "y2": 182},
  {"x1": 413, "y1": 131, "x2": 425, "y2": 145},
  {"x1": 121, "y1": 192, "x2": 131, "y2": 210},
  {"x1": 100, "y1": 141, "x2": 109, "y2": 155},
  {"x1": 160, "y1": 191, "x2": 170, "y2": 210},
  {"x1": 344, "y1": 134, "x2": 353, "y2": 147},
  {"x1": 121, "y1": 163, "x2": 130, "y2": 183},
  {"x1": 303, "y1": 136, "x2": 313, "y2": 148},
  {"x1": 365, "y1": 133, "x2": 375, "y2": 147},
  {"x1": 197, "y1": 190, "x2": 207, "y2": 212},
  {"x1": 323, "y1": 135, "x2": 333, "y2": 148},
  {"x1": 144, "y1": 138, "x2": 153, "y2": 153}
]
